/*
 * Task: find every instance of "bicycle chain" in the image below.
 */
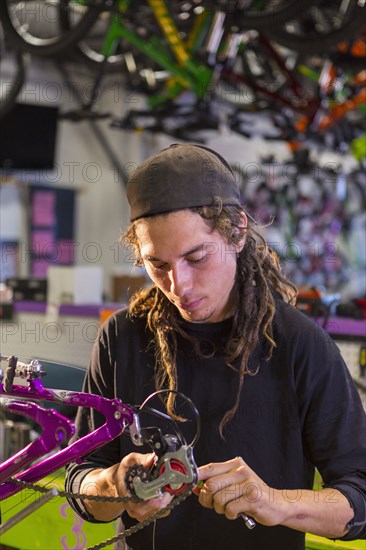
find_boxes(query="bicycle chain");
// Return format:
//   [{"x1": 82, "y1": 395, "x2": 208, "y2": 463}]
[
  {"x1": 88, "y1": 488, "x2": 193, "y2": 550},
  {"x1": 9, "y1": 477, "x2": 193, "y2": 550},
  {"x1": 9, "y1": 477, "x2": 138, "y2": 502}
]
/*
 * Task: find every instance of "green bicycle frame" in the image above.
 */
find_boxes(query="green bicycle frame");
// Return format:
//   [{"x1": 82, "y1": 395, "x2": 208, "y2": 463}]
[{"x1": 78, "y1": 0, "x2": 215, "y2": 108}]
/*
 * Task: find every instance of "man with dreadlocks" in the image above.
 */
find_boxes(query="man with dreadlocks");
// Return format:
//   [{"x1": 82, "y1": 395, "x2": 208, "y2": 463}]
[{"x1": 66, "y1": 144, "x2": 365, "y2": 550}]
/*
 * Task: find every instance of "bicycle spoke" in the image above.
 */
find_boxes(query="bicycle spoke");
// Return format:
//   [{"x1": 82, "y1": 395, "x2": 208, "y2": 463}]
[{"x1": 0, "y1": 0, "x2": 103, "y2": 55}]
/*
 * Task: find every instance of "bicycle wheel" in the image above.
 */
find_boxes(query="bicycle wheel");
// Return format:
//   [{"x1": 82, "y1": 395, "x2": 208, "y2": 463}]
[
  {"x1": 235, "y1": 0, "x2": 316, "y2": 30},
  {"x1": 0, "y1": 0, "x2": 105, "y2": 56},
  {"x1": 59, "y1": 1, "x2": 192, "y2": 91},
  {"x1": 218, "y1": 36, "x2": 305, "y2": 114},
  {"x1": 266, "y1": 0, "x2": 366, "y2": 54},
  {"x1": 0, "y1": 22, "x2": 27, "y2": 119},
  {"x1": 60, "y1": 0, "x2": 162, "y2": 82}
]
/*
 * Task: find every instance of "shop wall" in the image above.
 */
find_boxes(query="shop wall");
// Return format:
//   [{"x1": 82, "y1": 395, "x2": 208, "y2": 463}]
[
  {"x1": 1, "y1": 57, "x2": 152, "y2": 299},
  {"x1": 1, "y1": 56, "x2": 364, "y2": 302}
]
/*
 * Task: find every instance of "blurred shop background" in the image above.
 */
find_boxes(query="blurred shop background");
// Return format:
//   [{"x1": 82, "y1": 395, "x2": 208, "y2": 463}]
[{"x1": 0, "y1": 2, "x2": 365, "y2": 548}]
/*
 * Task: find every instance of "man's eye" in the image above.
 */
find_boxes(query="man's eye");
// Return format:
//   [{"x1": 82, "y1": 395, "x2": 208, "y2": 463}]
[
  {"x1": 153, "y1": 263, "x2": 168, "y2": 270},
  {"x1": 187, "y1": 256, "x2": 206, "y2": 264}
]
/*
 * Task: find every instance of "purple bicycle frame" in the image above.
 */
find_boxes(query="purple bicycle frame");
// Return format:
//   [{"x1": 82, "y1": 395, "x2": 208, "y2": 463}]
[
  {"x1": 0, "y1": 375, "x2": 141, "y2": 501},
  {"x1": 0, "y1": 399, "x2": 75, "y2": 484}
]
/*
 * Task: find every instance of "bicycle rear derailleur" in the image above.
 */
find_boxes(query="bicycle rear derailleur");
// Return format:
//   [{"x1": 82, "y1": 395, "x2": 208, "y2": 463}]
[{"x1": 125, "y1": 435, "x2": 198, "y2": 500}]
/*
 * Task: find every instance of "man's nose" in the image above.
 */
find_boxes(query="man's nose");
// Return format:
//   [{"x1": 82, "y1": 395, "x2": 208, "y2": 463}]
[{"x1": 169, "y1": 265, "x2": 192, "y2": 297}]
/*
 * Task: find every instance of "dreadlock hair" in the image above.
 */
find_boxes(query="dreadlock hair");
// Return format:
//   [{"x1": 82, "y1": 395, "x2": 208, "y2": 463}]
[{"x1": 122, "y1": 202, "x2": 297, "y2": 437}]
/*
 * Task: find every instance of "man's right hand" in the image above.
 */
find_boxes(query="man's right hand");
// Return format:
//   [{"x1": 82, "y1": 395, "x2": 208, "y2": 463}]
[
  {"x1": 113, "y1": 452, "x2": 174, "y2": 521},
  {"x1": 80, "y1": 451, "x2": 173, "y2": 522}
]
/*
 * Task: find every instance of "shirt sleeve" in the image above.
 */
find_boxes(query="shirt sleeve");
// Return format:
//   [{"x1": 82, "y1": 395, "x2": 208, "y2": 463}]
[
  {"x1": 287, "y1": 311, "x2": 366, "y2": 541},
  {"x1": 65, "y1": 319, "x2": 123, "y2": 522},
  {"x1": 331, "y1": 477, "x2": 366, "y2": 540}
]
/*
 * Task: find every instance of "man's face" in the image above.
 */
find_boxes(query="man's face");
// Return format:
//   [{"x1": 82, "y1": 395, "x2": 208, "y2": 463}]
[{"x1": 135, "y1": 209, "x2": 246, "y2": 323}]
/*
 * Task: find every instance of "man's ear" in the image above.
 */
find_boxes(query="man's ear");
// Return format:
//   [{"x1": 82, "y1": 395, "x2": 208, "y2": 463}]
[{"x1": 236, "y1": 211, "x2": 247, "y2": 252}]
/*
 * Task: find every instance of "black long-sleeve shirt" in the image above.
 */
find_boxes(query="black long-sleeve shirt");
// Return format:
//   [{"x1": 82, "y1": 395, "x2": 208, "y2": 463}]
[{"x1": 66, "y1": 298, "x2": 366, "y2": 550}]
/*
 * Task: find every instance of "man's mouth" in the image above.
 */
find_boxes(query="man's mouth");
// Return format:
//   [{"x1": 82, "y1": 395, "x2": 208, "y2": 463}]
[{"x1": 178, "y1": 298, "x2": 203, "y2": 311}]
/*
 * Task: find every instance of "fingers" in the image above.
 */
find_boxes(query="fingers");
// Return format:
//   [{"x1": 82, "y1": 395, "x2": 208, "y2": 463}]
[
  {"x1": 198, "y1": 456, "x2": 245, "y2": 482},
  {"x1": 194, "y1": 458, "x2": 263, "y2": 523},
  {"x1": 122, "y1": 451, "x2": 156, "y2": 468},
  {"x1": 195, "y1": 458, "x2": 284, "y2": 527},
  {"x1": 198, "y1": 464, "x2": 252, "y2": 513},
  {"x1": 121, "y1": 452, "x2": 174, "y2": 522},
  {"x1": 127, "y1": 489, "x2": 173, "y2": 521}
]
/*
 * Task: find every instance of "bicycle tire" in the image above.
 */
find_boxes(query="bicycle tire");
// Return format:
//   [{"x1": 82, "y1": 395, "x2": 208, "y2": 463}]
[
  {"x1": 63, "y1": 0, "x2": 318, "y2": 54},
  {"x1": 0, "y1": 0, "x2": 105, "y2": 57},
  {"x1": 59, "y1": 0, "x2": 135, "y2": 72},
  {"x1": 236, "y1": 0, "x2": 316, "y2": 30},
  {"x1": 0, "y1": 24, "x2": 28, "y2": 119},
  {"x1": 59, "y1": 1, "x2": 191, "y2": 92},
  {"x1": 266, "y1": 0, "x2": 366, "y2": 54}
]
